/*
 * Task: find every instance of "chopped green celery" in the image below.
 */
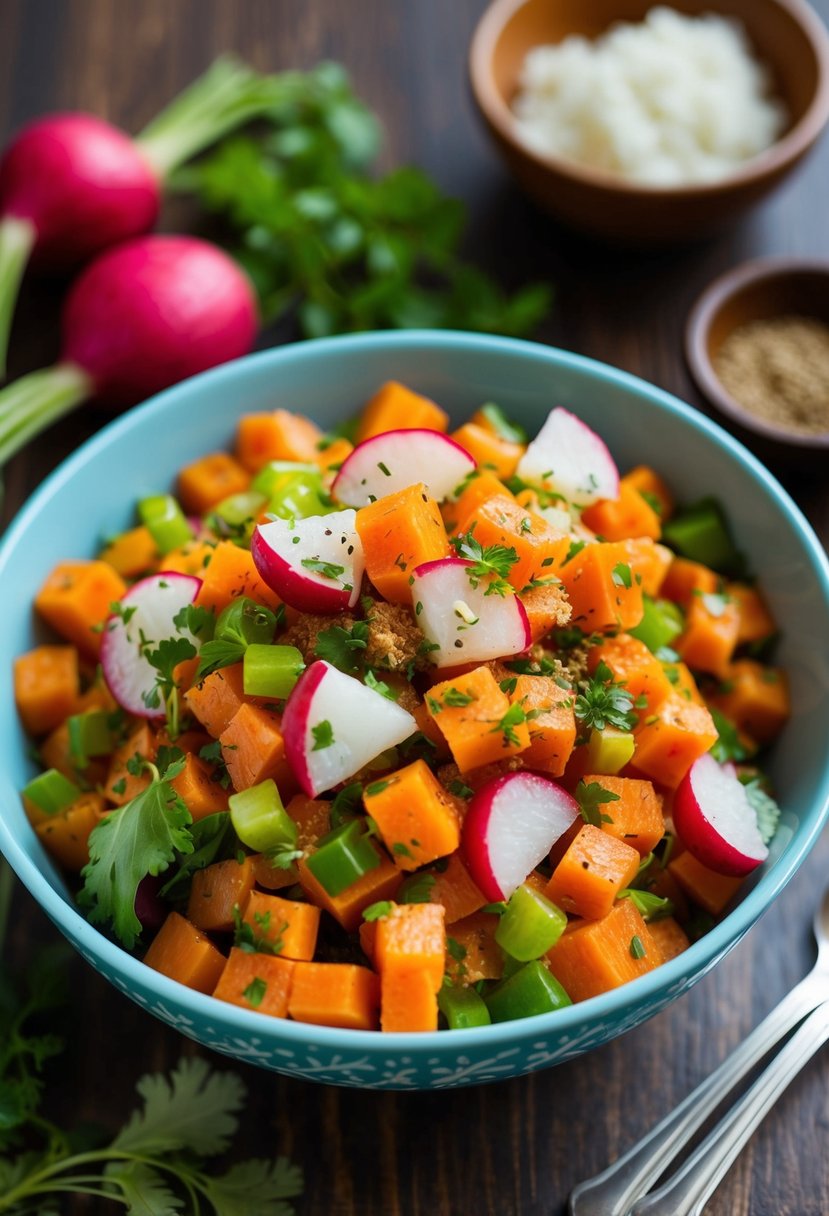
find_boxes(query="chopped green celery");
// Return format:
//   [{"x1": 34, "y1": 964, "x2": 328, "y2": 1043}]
[
  {"x1": 67, "y1": 711, "x2": 115, "y2": 767},
  {"x1": 138, "y1": 493, "x2": 194, "y2": 554},
  {"x1": 495, "y1": 884, "x2": 567, "y2": 961},
  {"x1": 500, "y1": 952, "x2": 525, "y2": 981},
  {"x1": 484, "y1": 960, "x2": 571, "y2": 1023},
  {"x1": 22, "y1": 769, "x2": 82, "y2": 814},
  {"x1": 629, "y1": 596, "x2": 684, "y2": 653},
  {"x1": 244, "y1": 644, "x2": 305, "y2": 697},
  {"x1": 252, "y1": 461, "x2": 331, "y2": 520},
  {"x1": 215, "y1": 597, "x2": 277, "y2": 648},
  {"x1": 251, "y1": 460, "x2": 319, "y2": 496},
  {"x1": 438, "y1": 984, "x2": 491, "y2": 1029},
  {"x1": 228, "y1": 778, "x2": 297, "y2": 853},
  {"x1": 305, "y1": 819, "x2": 380, "y2": 896},
  {"x1": 206, "y1": 490, "x2": 266, "y2": 539},
  {"x1": 477, "y1": 402, "x2": 528, "y2": 445},
  {"x1": 585, "y1": 726, "x2": 635, "y2": 775},
  {"x1": 661, "y1": 498, "x2": 742, "y2": 574}
]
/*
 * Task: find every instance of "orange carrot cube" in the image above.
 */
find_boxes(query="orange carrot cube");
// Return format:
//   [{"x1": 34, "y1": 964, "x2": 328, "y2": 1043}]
[
  {"x1": 726, "y1": 582, "x2": 777, "y2": 646},
  {"x1": 581, "y1": 773, "x2": 665, "y2": 856},
  {"x1": 356, "y1": 482, "x2": 449, "y2": 603},
  {"x1": 14, "y1": 645, "x2": 79, "y2": 736},
  {"x1": 170, "y1": 752, "x2": 229, "y2": 820},
  {"x1": 177, "y1": 451, "x2": 250, "y2": 515},
  {"x1": 363, "y1": 760, "x2": 461, "y2": 870},
  {"x1": 676, "y1": 592, "x2": 740, "y2": 678},
  {"x1": 709, "y1": 659, "x2": 790, "y2": 744},
  {"x1": 648, "y1": 916, "x2": 691, "y2": 963},
  {"x1": 546, "y1": 824, "x2": 641, "y2": 920},
  {"x1": 668, "y1": 850, "x2": 744, "y2": 916},
  {"x1": 194, "y1": 540, "x2": 282, "y2": 614},
  {"x1": 35, "y1": 561, "x2": 127, "y2": 659},
  {"x1": 380, "y1": 968, "x2": 439, "y2": 1032},
  {"x1": 241, "y1": 889, "x2": 321, "y2": 962},
  {"x1": 297, "y1": 853, "x2": 402, "y2": 932},
  {"x1": 588, "y1": 634, "x2": 673, "y2": 717},
  {"x1": 444, "y1": 910, "x2": 503, "y2": 982},
  {"x1": 451, "y1": 422, "x2": 523, "y2": 480},
  {"x1": 105, "y1": 722, "x2": 156, "y2": 806},
  {"x1": 35, "y1": 792, "x2": 106, "y2": 871},
  {"x1": 185, "y1": 663, "x2": 249, "y2": 738},
  {"x1": 357, "y1": 381, "x2": 448, "y2": 441},
  {"x1": 660, "y1": 558, "x2": 719, "y2": 606},
  {"x1": 622, "y1": 465, "x2": 674, "y2": 520},
  {"x1": 427, "y1": 666, "x2": 529, "y2": 772},
  {"x1": 288, "y1": 962, "x2": 379, "y2": 1030},
  {"x1": 99, "y1": 525, "x2": 159, "y2": 578},
  {"x1": 187, "y1": 856, "x2": 256, "y2": 932},
  {"x1": 632, "y1": 693, "x2": 718, "y2": 788},
  {"x1": 219, "y1": 703, "x2": 295, "y2": 793},
  {"x1": 546, "y1": 899, "x2": 658, "y2": 1001},
  {"x1": 581, "y1": 480, "x2": 662, "y2": 541},
  {"x1": 558, "y1": 541, "x2": 644, "y2": 632},
  {"x1": 213, "y1": 947, "x2": 295, "y2": 1016},
  {"x1": 144, "y1": 911, "x2": 226, "y2": 995},
  {"x1": 510, "y1": 674, "x2": 576, "y2": 775},
  {"x1": 235, "y1": 408, "x2": 323, "y2": 472},
  {"x1": 459, "y1": 494, "x2": 570, "y2": 590},
  {"x1": 426, "y1": 852, "x2": 486, "y2": 925},
  {"x1": 624, "y1": 538, "x2": 673, "y2": 596},
  {"x1": 375, "y1": 902, "x2": 446, "y2": 991}
]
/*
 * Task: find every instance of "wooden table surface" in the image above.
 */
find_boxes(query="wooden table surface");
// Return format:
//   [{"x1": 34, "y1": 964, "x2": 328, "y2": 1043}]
[{"x1": 2, "y1": 2, "x2": 828, "y2": 1214}]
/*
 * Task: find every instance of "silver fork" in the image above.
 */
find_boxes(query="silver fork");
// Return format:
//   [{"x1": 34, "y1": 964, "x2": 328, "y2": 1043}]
[{"x1": 569, "y1": 884, "x2": 829, "y2": 1216}]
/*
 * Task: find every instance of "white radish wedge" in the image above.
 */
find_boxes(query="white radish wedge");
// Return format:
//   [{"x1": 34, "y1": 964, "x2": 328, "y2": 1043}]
[
  {"x1": 517, "y1": 406, "x2": 620, "y2": 507},
  {"x1": 282, "y1": 660, "x2": 417, "y2": 797},
  {"x1": 100, "y1": 571, "x2": 202, "y2": 717},
  {"x1": 251, "y1": 509, "x2": 364, "y2": 613},
  {"x1": 673, "y1": 752, "x2": 769, "y2": 877},
  {"x1": 462, "y1": 771, "x2": 580, "y2": 901},
  {"x1": 332, "y1": 429, "x2": 476, "y2": 507},
  {"x1": 411, "y1": 557, "x2": 531, "y2": 667}
]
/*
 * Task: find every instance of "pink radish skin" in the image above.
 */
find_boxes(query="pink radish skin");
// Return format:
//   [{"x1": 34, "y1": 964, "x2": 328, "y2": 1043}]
[
  {"x1": 673, "y1": 752, "x2": 769, "y2": 877},
  {"x1": 332, "y1": 429, "x2": 476, "y2": 507},
  {"x1": 100, "y1": 571, "x2": 202, "y2": 717},
  {"x1": 282, "y1": 660, "x2": 417, "y2": 797},
  {"x1": 251, "y1": 509, "x2": 364, "y2": 614},
  {"x1": 411, "y1": 556, "x2": 531, "y2": 667},
  {"x1": 462, "y1": 771, "x2": 581, "y2": 901},
  {"x1": 517, "y1": 406, "x2": 620, "y2": 507},
  {"x1": 61, "y1": 236, "x2": 258, "y2": 406},
  {"x1": 0, "y1": 115, "x2": 159, "y2": 269}
]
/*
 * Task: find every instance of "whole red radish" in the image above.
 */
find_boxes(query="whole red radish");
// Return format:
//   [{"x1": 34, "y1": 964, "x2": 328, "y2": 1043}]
[
  {"x1": 0, "y1": 234, "x2": 258, "y2": 463},
  {"x1": 0, "y1": 57, "x2": 278, "y2": 375}
]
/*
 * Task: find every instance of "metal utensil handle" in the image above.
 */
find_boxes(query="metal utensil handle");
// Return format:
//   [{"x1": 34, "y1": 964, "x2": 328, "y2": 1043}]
[
  {"x1": 629, "y1": 1000, "x2": 829, "y2": 1216},
  {"x1": 568, "y1": 974, "x2": 826, "y2": 1216}
]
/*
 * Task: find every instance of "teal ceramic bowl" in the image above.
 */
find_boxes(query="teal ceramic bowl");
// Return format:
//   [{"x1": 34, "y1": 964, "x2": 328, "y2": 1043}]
[{"x1": 1, "y1": 332, "x2": 828, "y2": 1090}]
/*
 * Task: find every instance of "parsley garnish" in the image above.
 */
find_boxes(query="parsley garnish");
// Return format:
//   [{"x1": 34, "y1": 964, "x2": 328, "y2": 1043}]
[
  {"x1": 301, "y1": 557, "x2": 346, "y2": 580},
  {"x1": 612, "y1": 562, "x2": 632, "y2": 589},
  {"x1": 233, "y1": 905, "x2": 286, "y2": 955},
  {"x1": 398, "y1": 873, "x2": 437, "y2": 903},
  {"x1": 242, "y1": 977, "x2": 268, "y2": 1007},
  {"x1": 364, "y1": 668, "x2": 397, "y2": 700},
  {"x1": 447, "y1": 778, "x2": 474, "y2": 799},
  {"x1": 315, "y1": 620, "x2": 369, "y2": 674},
  {"x1": 575, "y1": 779, "x2": 620, "y2": 827},
  {"x1": 311, "y1": 720, "x2": 334, "y2": 750},
  {"x1": 172, "y1": 602, "x2": 215, "y2": 640},
  {"x1": 619, "y1": 888, "x2": 674, "y2": 921},
  {"x1": 450, "y1": 529, "x2": 519, "y2": 597},
  {"x1": 393, "y1": 842, "x2": 415, "y2": 859},
  {"x1": 442, "y1": 686, "x2": 476, "y2": 707},
  {"x1": 79, "y1": 758, "x2": 193, "y2": 948},
  {"x1": 194, "y1": 637, "x2": 245, "y2": 682},
  {"x1": 491, "y1": 702, "x2": 531, "y2": 747},
  {"x1": 362, "y1": 900, "x2": 393, "y2": 922},
  {"x1": 574, "y1": 661, "x2": 637, "y2": 733},
  {"x1": 141, "y1": 635, "x2": 197, "y2": 738},
  {"x1": 630, "y1": 935, "x2": 647, "y2": 960}
]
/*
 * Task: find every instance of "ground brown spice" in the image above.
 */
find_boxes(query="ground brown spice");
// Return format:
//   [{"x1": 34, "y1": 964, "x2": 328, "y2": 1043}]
[{"x1": 714, "y1": 313, "x2": 829, "y2": 435}]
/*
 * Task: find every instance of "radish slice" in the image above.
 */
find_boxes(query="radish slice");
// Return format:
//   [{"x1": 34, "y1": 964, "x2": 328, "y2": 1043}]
[
  {"x1": 411, "y1": 557, "x2": 531, "y2": 667},
  {"x1": 673, "y1": 752, "x2": 769, "y2": 877},
  {"x1": 251, "y1": 509, "x2": 364, "y2": 614},
  {"x1": 282, "y1": 660, "x2": 417, "y2": 797},
  {"x1": 332, "y1": 429, "x2": 475, "y2": 507},
  {"x1": 517, "y1": 407, "x2": 620, "y2": 507},
  {"x1": 462, "y1": 771, "x2": 580, "y2": 901},
  {"x1": 100, "y1": 572, "x2": 202, "y2": 717}
]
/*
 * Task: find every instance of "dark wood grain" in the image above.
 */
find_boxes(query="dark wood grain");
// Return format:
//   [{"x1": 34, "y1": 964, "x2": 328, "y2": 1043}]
[{"x1": 1, "y1": 2, "x2": 828, "y2": 1213}]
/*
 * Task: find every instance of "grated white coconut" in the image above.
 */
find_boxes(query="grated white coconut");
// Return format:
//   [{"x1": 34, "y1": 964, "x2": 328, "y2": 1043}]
[{"x1": 511, "y1": 7, "x2": 788, "y2": 186}]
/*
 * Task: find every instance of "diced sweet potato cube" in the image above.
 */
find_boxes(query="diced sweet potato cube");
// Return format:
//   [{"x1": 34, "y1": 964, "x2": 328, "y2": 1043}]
[
  {"x1": 170, "y1": 752, "x2": 230, "y2": 820},
  {"x1": 35, "y1": 792, "x2": 106, "y2": 871},
  {"x1": 236, "y1": 408, "x2": 323, "y2": 472},
  {"x1": 445, "y1": 470, "x2": 517, "y2": 535},
  {"x1": 14, "y1": 645, "x2": 79, "y2": 736},
  {"x1": 374, "y1": 902, "x2": 446, "y2": 991},
  {"x1": 558, "y1": 541, "x2": 644, "y2": 632},
  {"x1": 624, "y1": 538, "x2": 673, "y2": 596},
  {"x1": 460, "y1": 494, "x2": 570, "y2": 590},
  {"x1": 144, "y1": 912, "x2": 226, "y2": 995},
  {"x1": 356, "y1": 482, "x2": 449, "y2": 603},
  {"x1": 676, "y1": 592, "x2": 740, "y2": 678},
  {"x1": 588, "y1": 634, "x2": 673, "y2": 717},
  {"x1": 444, "y1": 910, "x2": 502, "y2": 983},
  {"x1": 546, "y1": 899, "x2": 658, "y2": 1001},
  {"x1": 380, "y1": 968, "x2": 439, "y2": 1032},
  {"x1": 545, "y1": 824, "x2": 641, "y2": 920},
  {"x1": 184, "y1": 663, "x2": 248, "y2": 738},
  {"x1": 177, "y1": 451, "x2": 250, "y2": 515},
  {"x1": 289, "y1": 962, "x2": 379, "y2": 1030},
  {"x1": 668, "y1": 851, "x2": 744, "y2": 916},
  {"x1": 105, "y1": 722, "x2": 156, "y2": 806},
  {"x1": 219, "y1": 703, "x2": 295, "y2": 793},
  {"x1": 213, "y1": 947, "x2": 295, "y2": 1016},
  {"x1": 622, "y1": 466, "x2": 674, "y2": 520},
  {"x1": 363, "y1": 760, "x2": 461, "y2": 870},
  {"x1": 35, "y1": 561, "x2": 127, "y2": 659},
  {"x1": 632, "y1": 693, "x2": 718, "y2": 788},
  {"x1": 648, "y1": 916, "x2": 691, "y2": 963},
  {"x1": 660, "y1": 558, "x2": 718, "y2": 606},
  {"x1": 241, "y1": 889, "x2": 320, "y2": 962},
  {"x1": 99, "y1": 525, "x2": 159, "y2": 578},
  {"x1": 581, "y1": 480, "x2": 662, "y2": 541},
  {"x1": 426, "y1": 852, "x2": 486, "y2": 925},
  {"x1": 286, "y1": 794, "x2": 333, "y2": 849},
  {"x1": 297, "y1": 853, "x2": 402, "y2": 932},
  {"x1": 451, "y1": 422, "x2": 523, "y2": 481},
  {"x1": 709, "y1": 659, "x2": 790, "y2": 743},
  {"x1": 194, "y1": 540, "x2": 282, "y2": 613},
  {"x1": 427, "y1": 666, "x2": 529, "y2": 772},
  {"x1": 520, "y1": 582, "x2": 572, "y2": 644},
  {"x1": 510, "y1": 674, "x2": 576, "y2": 776},
  {"x1": 581, "y1": 773, "x2": 665, "y2": 856},
  {"x1": 357, "y1": 381, "x2": 448, "y2": 441},
  {"x1": 187, "y1": 856, "x2": 255, "y2": 932},
  {"x1": 726, "y1": 582, "x2": 777, "y2": 646}
]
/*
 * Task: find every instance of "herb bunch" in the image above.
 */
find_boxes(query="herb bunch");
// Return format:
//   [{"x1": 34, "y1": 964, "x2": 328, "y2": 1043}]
[{"x1": 176, "y1": 63, "x2": 551, "y2": 340}]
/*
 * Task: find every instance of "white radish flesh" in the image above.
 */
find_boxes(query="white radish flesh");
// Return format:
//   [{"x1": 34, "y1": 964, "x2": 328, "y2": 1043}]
[
  {"x1": 673, "y1": 752, "x2": 769, "y2": 877},
  {"x1": 411, "y1": 557, "x2": 531, "y2": 667},
  {"x1": 517, "y1": 406, "x2": 620, "y2": 507},
  {"x1": 332, "y1": 428, "x2": 476, "y2": 507},
  {"x1": 251, "y1": 509, "x2": 364, "y2": 613}
]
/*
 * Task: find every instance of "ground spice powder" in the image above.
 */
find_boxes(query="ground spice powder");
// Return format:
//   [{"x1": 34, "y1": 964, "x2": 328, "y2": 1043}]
[{"x1": 714, "y1": 313, "x2": 829, "y2": 435}]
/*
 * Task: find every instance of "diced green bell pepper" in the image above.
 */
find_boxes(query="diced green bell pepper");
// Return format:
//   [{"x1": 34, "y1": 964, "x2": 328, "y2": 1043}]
[{"x1": 484, "y1": 960, "x2": 571, "y2": 1023}]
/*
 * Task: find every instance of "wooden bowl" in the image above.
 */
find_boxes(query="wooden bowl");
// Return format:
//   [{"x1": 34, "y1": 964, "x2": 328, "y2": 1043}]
[
  {"x1": 469, "y1": 0, "x2": 829, "y2": 244},
  {"x1": 685, "y1": 257, "x2": 829, "y2": 457}
]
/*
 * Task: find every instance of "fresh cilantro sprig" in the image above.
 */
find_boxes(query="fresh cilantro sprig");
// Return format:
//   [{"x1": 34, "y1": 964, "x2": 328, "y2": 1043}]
[
  {"x1": 175, "y1": 63, "x2": 551, "y2": 340},
  {"x1": 450, "y1": 530, "x2": 519, "y2": 597},
  {"x1": 141, "y1": 635, "x2": 198, "y2": 738},
  {"x1": 574, "y1": 661, "x2": 637, "y2": 734},
  {"x1": 79, "y1": 758, "x2": 193, "y2": 949}
]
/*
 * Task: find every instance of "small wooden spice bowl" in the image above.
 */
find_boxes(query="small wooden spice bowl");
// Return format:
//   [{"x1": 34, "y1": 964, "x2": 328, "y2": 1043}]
[{"x1": 686, "y1": 258, "x2": 829, "y2": 460}]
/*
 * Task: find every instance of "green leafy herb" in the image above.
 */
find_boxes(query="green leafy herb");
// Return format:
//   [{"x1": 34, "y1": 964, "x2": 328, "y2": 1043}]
[
  {"x1": 562, "y1": 540, "x2": 586, "y2": 566},
  {"x1": 141, "y1": 635, "x2": 198, "y2": 738},
  {"x1": 301, "y1": 557, "x2": 346, "y2": 580},
  {"x1": 574, "y1": 661, "x2": 637, "y2": 733},
  {"x1": 364, "y1": 669, "x2": 397, "y2": 700},
  {"x1": 446, "y1": 937, "x2": 467, "y2": 962},
  {"x1": 481, "y1": 901, "x2": 507, "y2": 916},
  {"x1": 195, "y1": 637, "x2": 246, "y2": 682},
  {"x1": 242, "y1": 977, "x2": 268, "y2": 1008},
  {"x1": 79, "y1": 760, "x2": 192, "y2": 948},
  {"x1": 364, "y1": 778, "x2": 390, "y2": 797},
  {"x1": 478, "y1": 402, "x2": 528, "y2": 444},
  {"x1": 447, "y1": 778, "x2": 474, "y2": 799},
  {"x1": 491, "y1": 702, "x2": 530, "y2": 747},
  {"x1": 311, "y1": 720, "x2": 334, "y2": 750},
  {"x1": 392, "y1": 842, "x2": 414, "y2": 859},
  {"x1": 575, "y1": 779, "x2": 621, "y2": 827},
  {"x1": 630, "y1": 935, "x2": 647, "y2": 960},
  {"x1": 329, "y1": 781, "x2": 363, "y2": 827},
  {"x1": 176, "y1": 63, "x2": 551, "y2": 340},
  {"x1": 710, "y1": 708, "x2": 755, "y2": 764},
  {"x1": 611, "y1": 562, "x2": 632, "y2": 589},
  {"x1": 362, "y1": 900, "x2": 393, "y2": 922},
  {"x1": 442, "y1": 686, "x2": 476, "y2": 707},
  {"x1": 173, "y1": 602, "x2": 216, "y2": 641},
  {"x1": 398, "y1": 873, "x2": 437, "y2": 904},
  {"x1": 315, "y1": 620, "x2": 369, "y2": 674},
  {"x1": 450, "y1": 530, "x2": 519, "y2": 597},
  {"x1": 159, "y1": 812, "x2": 239, "y2": 903},
  {"x1": 233, "y1": 905, "x2": 286, "y2": 956},
  {"x1": 619, "y1": 888, "x2": 674, "y2": 921}
]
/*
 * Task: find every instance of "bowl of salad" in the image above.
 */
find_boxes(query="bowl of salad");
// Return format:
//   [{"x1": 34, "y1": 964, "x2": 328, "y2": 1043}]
[{"x1": 1, "y1": 330, "x2": 828, "y2": 1090}]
